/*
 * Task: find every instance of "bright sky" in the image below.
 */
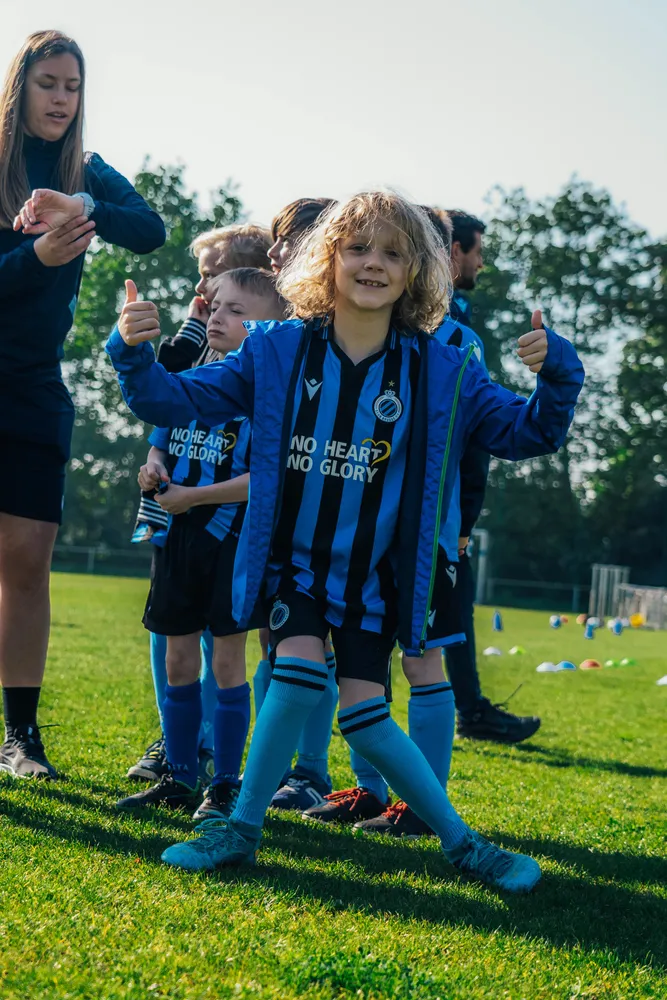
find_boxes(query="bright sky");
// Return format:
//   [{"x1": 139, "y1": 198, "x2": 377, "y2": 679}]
[{"x1": 2, "y1": 0, "x2": 666, "y2": 235}]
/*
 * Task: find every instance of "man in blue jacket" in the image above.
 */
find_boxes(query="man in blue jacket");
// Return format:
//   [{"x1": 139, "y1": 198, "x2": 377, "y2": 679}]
[{"x1": 444, "y1": 210, "x2": 541, "y2": 744}]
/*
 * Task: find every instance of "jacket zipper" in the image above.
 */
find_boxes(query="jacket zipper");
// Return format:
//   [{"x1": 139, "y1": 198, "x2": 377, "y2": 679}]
[{"x1": 420, "y1": 342, "x2": 476, "y2": 651}]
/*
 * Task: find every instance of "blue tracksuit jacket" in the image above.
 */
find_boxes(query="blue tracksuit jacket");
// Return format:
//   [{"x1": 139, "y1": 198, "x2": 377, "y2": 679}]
[{"x1": 106, "y1": 318, "x2": 584, "y2": 655}]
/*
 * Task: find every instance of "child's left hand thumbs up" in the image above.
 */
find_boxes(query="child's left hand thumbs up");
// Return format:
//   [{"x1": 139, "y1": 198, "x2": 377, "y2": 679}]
[{"x1": 517, "y1": 310, "x2": 548, "y2": 373}]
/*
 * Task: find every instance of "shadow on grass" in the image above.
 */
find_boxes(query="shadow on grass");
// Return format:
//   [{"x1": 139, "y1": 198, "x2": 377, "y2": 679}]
[
  {"x1": 1, "y1": 792, "x2": 664, "y2": 971},
  {"x1": 466, "y1": 741, "x2": 667, "y2": 780}
]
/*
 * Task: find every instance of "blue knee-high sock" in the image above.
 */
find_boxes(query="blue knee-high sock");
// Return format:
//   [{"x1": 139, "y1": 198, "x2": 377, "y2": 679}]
[
  {"x1": 349, "y1": 744, "x2": 389, "y2": 803},
  {"x1": 338, "y1": 697, "x2": 469, "y2": 849},
  {"x1": 408, "y1": 682, "x2": 455, "y2": 790},
  {"x1": 163, "y1": 680, "x2": 203, "y2": 789},
  {"x1": 213, "y1": 682, "x2": 251, "y2": 786},
  {"x1": 232, "y1": 657, "x2": 328, "y2": 830},
  {"x1": 149, "y1": 632, "x2": 168, "y2": 732},
  {"x1": 294, "y1": 651, "x2": 337, "y2": 781},
  {"x1": 199, "y1": 630, "x2": 216, "y2": 753},
  {"x1": 253, "y1": 659, "x2": 272, "y2": 718}
]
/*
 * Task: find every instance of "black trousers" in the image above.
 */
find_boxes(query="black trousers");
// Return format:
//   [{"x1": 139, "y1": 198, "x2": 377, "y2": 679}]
[{"x1": 443, "y1": 552, "x2": 483, "y2": 716}]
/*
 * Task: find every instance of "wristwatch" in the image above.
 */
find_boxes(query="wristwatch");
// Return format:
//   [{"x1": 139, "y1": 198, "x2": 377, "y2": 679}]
[{"x1": 74, "y1": 191, "x2": 95, "y2": 219}]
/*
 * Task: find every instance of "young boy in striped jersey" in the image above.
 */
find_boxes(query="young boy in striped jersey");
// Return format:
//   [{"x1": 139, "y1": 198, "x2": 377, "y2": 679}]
[
  {"x1": 128, "y1": 225, "x2": 271, "y2": 785},
  {"x1": 107, "y1": 192, "x2": 584, "y2": 893},
  {"x1": 116, "y1": 268, "x2": 287, "y2": 820}
]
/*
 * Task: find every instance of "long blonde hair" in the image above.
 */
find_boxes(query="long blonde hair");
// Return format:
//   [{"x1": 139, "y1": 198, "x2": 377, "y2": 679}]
[
  {"x1": 276, "y1": 191, "x2": 452, "y2": 333},
  {"x1": 0, "y1": 30, "x2": 86, "y2": 229}
]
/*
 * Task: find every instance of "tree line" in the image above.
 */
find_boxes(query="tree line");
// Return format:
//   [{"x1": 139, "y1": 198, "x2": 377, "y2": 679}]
[{"x1": 60, "y1": 165, "x2": 667, "y2": 588}]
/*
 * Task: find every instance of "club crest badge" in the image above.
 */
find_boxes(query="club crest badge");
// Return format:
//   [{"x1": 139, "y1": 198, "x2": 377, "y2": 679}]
[
  {"x1": 269, "y1": 600, "x2": 290, "y2": 631},
  {"x1": 373, "y1": 389, "x2": 403, "y2": 423}
]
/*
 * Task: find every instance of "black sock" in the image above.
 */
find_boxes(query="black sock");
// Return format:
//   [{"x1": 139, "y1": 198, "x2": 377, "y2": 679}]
[{"x1": 2, "y1": 687, "x2": 41, "y2": 733}]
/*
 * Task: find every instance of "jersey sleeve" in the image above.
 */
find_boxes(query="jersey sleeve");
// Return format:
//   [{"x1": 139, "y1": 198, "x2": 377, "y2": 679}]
[
  {"x1": 105, "y1": 325, "x2": 255, "y2": 428},
  {"x1": 157, "y1": 317, "x2": 208, "y2": 372},
  {"x1": 85, "y1": 153, "x2": 166, "y2": 253},
  {"x1": 461, "y1": 329, "x2": 584, "y2": 460},
  {"x1": 148, "y1": 426, "x2": 170, "y2": 450}
]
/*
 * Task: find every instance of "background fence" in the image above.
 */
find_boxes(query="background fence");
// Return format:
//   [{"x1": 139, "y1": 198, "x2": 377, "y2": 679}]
[{"x1": 52, "y1": 544, "x2": 590, "y2": 612}]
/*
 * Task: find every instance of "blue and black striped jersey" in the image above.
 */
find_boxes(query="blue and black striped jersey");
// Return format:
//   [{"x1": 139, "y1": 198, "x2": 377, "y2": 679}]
[
  {"x1": 149, "y1": 417, "x2": 251, "y2": 539},
  {"x1": 269, "y1": 325, "x2": 420, "y2": 634}
]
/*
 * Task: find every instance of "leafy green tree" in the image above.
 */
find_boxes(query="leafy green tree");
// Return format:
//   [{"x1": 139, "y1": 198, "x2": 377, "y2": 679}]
[
  {"x1": 59, "y1": 163, "x2": 244, "y2": 549},
  {"x1": 470, "y1": 181, "x2": 654, "y2": 585},
  {"x1": 585, "y1": 242, "x2": 667, "y2": 583}
]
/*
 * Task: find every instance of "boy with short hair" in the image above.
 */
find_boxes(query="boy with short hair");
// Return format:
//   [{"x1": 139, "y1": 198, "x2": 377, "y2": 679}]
[
  {"x1": 128, "y1": 225, "x2": 271, "y2": 784},
  {"x1": 117, "y1": 268, "x2": 287, "y2": 821}
]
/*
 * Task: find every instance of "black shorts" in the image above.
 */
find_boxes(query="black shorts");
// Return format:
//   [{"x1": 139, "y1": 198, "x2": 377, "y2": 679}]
[
  {"x1": 267, "y1": 587, "x2": 395, "y2": 688},
  {"x1": 0, "y1": 434, "x2": 66, "y2": 524},
  {"x1": 143, "y1": 514, "x2": 253, "y2": 637},
  {"x1": 419, "y1": 547, "x2": 466, "y2": 650}
]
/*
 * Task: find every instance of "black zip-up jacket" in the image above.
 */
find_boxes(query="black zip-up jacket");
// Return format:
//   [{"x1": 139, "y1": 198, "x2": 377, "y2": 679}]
[{"x1": 0, "y1": 135, "x2": 165, "y2": 458}]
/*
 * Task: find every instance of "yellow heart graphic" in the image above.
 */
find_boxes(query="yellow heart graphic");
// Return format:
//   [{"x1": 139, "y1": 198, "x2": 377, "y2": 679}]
[
  {"x1": 220, "y1": 432, "x2": 237, "y2": 454},
  {"x1": 362, "y1": 438, "x2": 392, "y2": 466}
]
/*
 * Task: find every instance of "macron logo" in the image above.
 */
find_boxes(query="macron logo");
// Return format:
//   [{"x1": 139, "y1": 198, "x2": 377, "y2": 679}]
[
  {"x1": 428, "y1": 609, "x2": 436, "y2": 628},
  {"x1": 446, "y1": 565, "x2": 457, "y2": 587},
  {"x1": 305, "y1": 377, "x2": 322, "y2": 400}
]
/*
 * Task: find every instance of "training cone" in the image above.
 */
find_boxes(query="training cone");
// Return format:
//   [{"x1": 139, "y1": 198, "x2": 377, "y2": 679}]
[
  {"x1": 587, "y1": 617, "x2": 601, "y2": 629},
  {"x1": 549, "y1": 614, "x2": 562, "y2": 629},
  {"x1": 509, "y1": 645, "x2": 526, "y2": 655},
  {"x1": 576, "y1": 614, "x2": 587, "y2": 625},
  {"x1": 556, "y1": 660, "x2": 577, "y2": 671},
  {"x1": 657, "y1": 676, "x2": 667, "y2": 686},
  {"x1": 620, "y1": 657, "x2": 636, "y2": 667},
  {"x1": 492, "y1": 610, "x2": 503, "y2": 632},
  {"x1": 612, "y1": 619, "x2": 624, "y2": 636},
  {"x1": 483, "y1": 646, "x2": 502, "y2": 657},
  {"x1": 584, "y1": 624, "x2": 595, "y2": 639},
  {"x1": 561, "y1": 615, "x2": 569, "y2": 624},
  {"x1": 630, "y1": 613, "x2": 645, "y2": 628},
  {"x1": 580, "y1": 659, "x2": 602, "y2": 670},
  {"x1": 536, "y1": 662, "x2": 559, "y2": 673},
  {"x1": 604, "y1": 659, "x2": 620, "y2": 668}
]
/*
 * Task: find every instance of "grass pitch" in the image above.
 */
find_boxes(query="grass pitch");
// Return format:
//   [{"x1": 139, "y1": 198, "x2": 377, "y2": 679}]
[{"x1": 0, "y1": 573, "x2": 665, "y2": 1000}]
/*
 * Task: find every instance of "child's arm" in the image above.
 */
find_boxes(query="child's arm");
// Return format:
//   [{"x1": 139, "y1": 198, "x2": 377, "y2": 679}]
[
  {"x1": 156, "y1": 474, "x2": 250, "y2": 516},
  {"x1": 462, "y1": 312, "x2": 584, "y2": 460},
  {"x1": 157, "y1": 298, "x2": 210, "y2": 373},
  {"x1": 105, "y1": 280, "x2": 254, "y2": 429}
]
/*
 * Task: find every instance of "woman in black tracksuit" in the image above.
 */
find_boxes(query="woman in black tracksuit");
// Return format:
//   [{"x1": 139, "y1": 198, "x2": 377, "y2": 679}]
[{"x1": 0, "y1": 30, "x2": 165, "y2": 779}]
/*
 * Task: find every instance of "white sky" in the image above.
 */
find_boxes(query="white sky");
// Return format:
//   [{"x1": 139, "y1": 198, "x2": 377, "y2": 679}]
[{"x1": 2, "y1": 0, "x2": 666, "y2": 235}]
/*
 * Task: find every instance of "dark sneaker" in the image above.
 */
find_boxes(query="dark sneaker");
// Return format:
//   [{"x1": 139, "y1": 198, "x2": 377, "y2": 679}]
[
  {"x1": 126, "y1": 737, "x2": 167, "y2": 781},
  {"x1": 443, "y1": 829, "x2": 541, "y2": 893},
  {"x1": 354, "y1": 800, "x2": 434, "y2": 838},
  {"x1": 115, "y1": 773, "x2": 202, "y2": 811},
  {"x1": 456, "y1": 696, "x2": 541, "y2": 744},
  {"x1": 192, "y1": 780, "x2": 240, "y2": 822},
  {"x1": 270, "y1": 768, "x2": 332, "y2": 812},
  {"x1": 0, "y1": 725, "x2": 57, "y2": 779},
  {"x1": 198, "y1": 748, "x2": 215, "y2": 785},
  {"x1": 302, "y1": 787, "x2": 389, "y2": 824}
]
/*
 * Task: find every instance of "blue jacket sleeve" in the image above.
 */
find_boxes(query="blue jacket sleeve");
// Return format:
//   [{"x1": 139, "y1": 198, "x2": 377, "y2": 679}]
[
  {"x1": 462, "y1": 329, "x2": 584, "y2": 459},
  {"x1": 85, "y1": 154, "x2": 166, "y2": 253},
  {"x1": 0, "y1": 240, "x2": 57, "y2": 297},
  {"x1": 105, "y1": 326, "x2": 254, "y2": 427}
]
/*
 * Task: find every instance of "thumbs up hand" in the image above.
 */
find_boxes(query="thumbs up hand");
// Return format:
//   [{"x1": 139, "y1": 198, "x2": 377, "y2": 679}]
[
  {"x1": 517, "y1": 310, "x2": 548, "y2": 373},
  {"x1": 118, "y1": 279, "x2": 161, "y2": 346}
]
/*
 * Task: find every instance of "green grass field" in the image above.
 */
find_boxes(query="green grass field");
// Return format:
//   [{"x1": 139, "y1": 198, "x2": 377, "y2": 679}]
[{"x1": 1, "y1": 574, "x2": 665, "y2": 1000}]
